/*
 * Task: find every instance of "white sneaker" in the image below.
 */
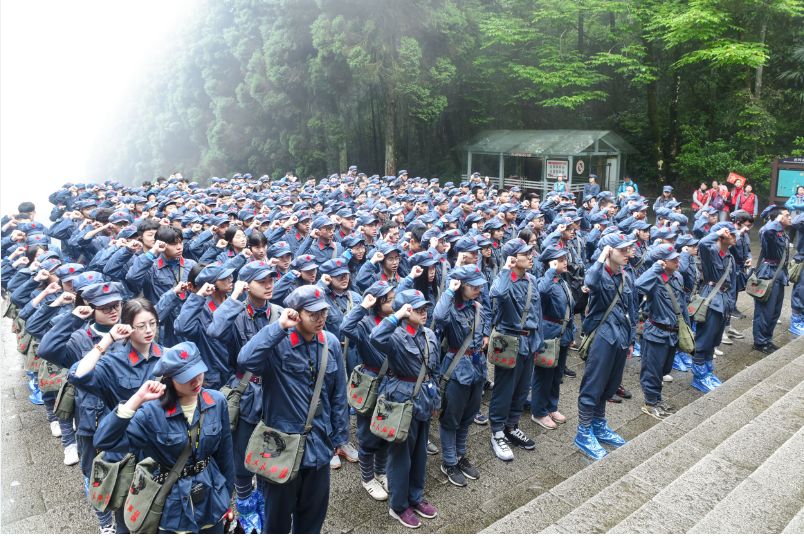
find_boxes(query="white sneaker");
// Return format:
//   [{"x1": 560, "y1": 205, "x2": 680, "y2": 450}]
[
  {"x1": 330, "y1": 453, "x2": 341, "y2": 469},
  {"x1": 727, "y1": 327, "x2": 744, "y2": 338},
  {"x1": 720, "y1": 334, "x2": 733, "y2": 345},
  {"x1": 50, "y1": 421, "x2": 62, "y2": 438},
  {"x1": 490, "y1": 432, "x2": 514, "y2": 461},
  {"x1": 375, "y1": 473, "x2": 389, "y2": 493},
  {"x1": 100, "y1": 523, "x2": 116, "y2": 534},
  {"x1": 336, "y1": 442, "x2": 358, "y2": 462},
  {"x1": 662, "y1": 374, "x2": 673, "y2": 383},
  {"x1": 714, "y1": 347, "x2": 724, "y2": 357},
  {"x1": 63, "y1": 443, "x2": 79, "y2": 466},
  {"x1": 362, "y1": 478, "x2": 389, "y2": 501}
]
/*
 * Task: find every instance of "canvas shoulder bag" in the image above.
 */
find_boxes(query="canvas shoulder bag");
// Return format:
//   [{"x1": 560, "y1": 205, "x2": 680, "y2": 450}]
[
  {"x1": 688, "y1": 258, "x2": 731, "y2": 322},
  {"x1": 535, "y1": 280, "x2": 571, "y2": 369},
  {"x1": 124, "y1": 411, "x2": 203, "y2": 533},
  {"x1": 219, "y1": 372, "x2": 252, "y2": 432},
  {"x1": 789, "y1": 257, "x2": 803, "y2": 284},
  {"x1": 746, "y1": 242, "x2": 788, "y2": 302},
  {"x1": 54, "y1": 380, "x2": 76, "y2": 421},
  {"x1": 578, "y1": 274, "x2": 624, "y2": 361},
  {"x1": 488, "y1": 277, "x2": 532, "y2": 369},
  {"x1": 245, "y1": 340, "x2": 328, "y2": 485},
  {"x1": 662, "y1": 278, "x2": 695, "y2": 354},
  {"x1": 89, "y1": 452, "x2": 137, "y2": 513},
  {"x1": 371, "y1": 338, "x2": 429, "y2": 444},
  {"x1": 348, "y1": 359, "x2": 389, "y2": 415}
]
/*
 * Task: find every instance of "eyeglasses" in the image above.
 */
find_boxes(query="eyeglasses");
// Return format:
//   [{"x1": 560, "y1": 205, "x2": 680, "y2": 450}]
[
  {"x1": 413, "y1": 305, "x2": 428, "y2": 315},
  {"x1": 133, "y1": 320, "x2": 158, "y2": 332},
  {"x1": 97, "y1": 301, "x2": 122, "y2": 313},
  {"x1": 303, "y1": 309, "x2": 329, "y2": 321}
]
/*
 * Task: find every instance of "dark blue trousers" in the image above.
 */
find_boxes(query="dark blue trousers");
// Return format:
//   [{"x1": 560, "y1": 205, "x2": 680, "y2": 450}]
[
  {"x1": 388, "y1": 417, "x2": 429, "y2": 513},
  {"x1": 577, "y1": 336, "x2": 627, "y2": 426},
  {"x1": 232, "y1": 420, "x2": 257, "y2": 497},
  {"x1": 793, "y1": 277, "x2": 804, "y2": 315},
  {"x1": 694, "y1": 308, "x2": 727, "y2": 364},
  {"x1": 489, "y1": 353, "x2": 532, "y2": 433},
  {"x1": 262, "y1": 464, "x2": 330, "y2": 533},
  {"x1": 531, "y1": 345, "x2": 568, "y2": 417},
  {"x1": 752, "y1": 279, "x2": 785, "y2": 346},
  {"x1": 640, "y1": 339, "x2": 675, "y2": 405},
  {"x1": 439, "y1": 379, "x2": 483, "y2": 466}
]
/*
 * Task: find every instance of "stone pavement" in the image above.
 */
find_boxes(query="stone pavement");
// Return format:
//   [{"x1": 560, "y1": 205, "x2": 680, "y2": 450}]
[{"x1": 0, "y1": 288, "x2": 797, "y2": 534}]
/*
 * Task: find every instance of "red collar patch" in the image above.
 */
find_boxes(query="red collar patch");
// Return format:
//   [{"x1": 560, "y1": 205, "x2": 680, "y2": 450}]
[
  {"x1": 166, "y1": 406, "x2": 177, "y2": 417},
  {"x1": 289, "y1": 331, "x2": 301, "y2": 347},
  {"x1": 207, "y1": 300, "x2": 217, "y2": 312},
  {"x1": 128, "y1": 350, "x2": 140, "y2": 366},
  {"x1": 405, "y1": 324, "x2": 417, "y2": 336},
  {"x1": 151, "y1": 344, "x2": 161, "y2": 357},
  {"x1": 157, "y1": 257, "x2": 165, "y2": 269},
  {"x1": 317, "y1": 331, "x2": 326, "y2": 343},
  {"x1": 660, "y1": 272, "x2": 669, "y2": 283},
  {"x1": 373, "y1": 316, "x2": 382, "y2": 325},
  {"x1": 201, "y1": 390, "x2": 214, "y2": 406},
  {"x1": 510, "y1": 271, "x2": 518, "y2": 282}
]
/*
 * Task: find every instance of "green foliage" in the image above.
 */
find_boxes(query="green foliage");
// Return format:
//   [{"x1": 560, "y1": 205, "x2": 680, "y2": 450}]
[{"x1": 91, "y1": 0, "x2": 804, "y2": 190}]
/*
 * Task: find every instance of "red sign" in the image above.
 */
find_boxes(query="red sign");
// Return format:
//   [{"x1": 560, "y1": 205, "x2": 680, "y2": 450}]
[{"x1": 726, "y1": 172, "x2": 746, "y2": 187}]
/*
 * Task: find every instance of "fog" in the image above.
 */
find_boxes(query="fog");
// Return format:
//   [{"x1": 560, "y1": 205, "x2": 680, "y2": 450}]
[{"x1": 0, "y1": 0, "x2": 195, "y2": 220}]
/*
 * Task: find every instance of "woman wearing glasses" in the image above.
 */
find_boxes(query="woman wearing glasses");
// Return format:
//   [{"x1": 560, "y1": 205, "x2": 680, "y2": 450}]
[
  {"x1": 69, "y1": 297, "x2": 163, "y2": 533},
  {"x1": 38, "y1": 281, "x2": 129, "y2": 534}
]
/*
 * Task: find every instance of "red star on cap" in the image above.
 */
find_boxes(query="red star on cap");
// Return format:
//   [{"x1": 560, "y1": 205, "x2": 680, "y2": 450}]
[
  {"x1": 102, "y1": 285, "x2": 110, "y2": 292},
  {"x1": 314, "y1": 289, "x2": 321, "y2": 298},
  {"x1": 69, "y1": 267, "x2": 75, "y2": 273},
  {"x1": 336, "y1": 260, "x2": 342, "y2": 266},
  {"x1": 179, "y1": 351, "x2": 189, "y2": 360}
]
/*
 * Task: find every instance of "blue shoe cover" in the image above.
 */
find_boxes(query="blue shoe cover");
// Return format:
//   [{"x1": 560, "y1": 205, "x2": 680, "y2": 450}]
[
  {"x1": 236, "y1": 491, "x2": 263, "y2": 534},
  {"x1": 254, "y1": 488, "x2": 265, "y2": 529},
  {"x1": 592, "y1": 418, "x2": 627, "y2": 447},
  {"x1": 691, "y1": 363, "x2": 717, "y2": 393},
  {"x1": 672, "y1": 352, "x2": 689, "y2": 372},
  {"x1": 28, "y1": 389, "x2": 43, "y2": 405},
  {"x1": 682, "y1": 351, "x2": 693, "y2": 367},
  {"x1": 83, "y1": 476, "x2": 90, "y2": 499},
  {"x1": 705, "y1": 361, "x2": 722, "y2": 386},
  {"x1": 789, "y1": 316, "x2": 804, "y2": 337},
  {"x1": 632, "y1": 341, "x2": 641, "y2": 358},
  {"x1": 574, "y1": 425, "x2": 607, "y2": 460},
  {"x1": 27, "y1": 378, "x2": 36, "y2": 393}
]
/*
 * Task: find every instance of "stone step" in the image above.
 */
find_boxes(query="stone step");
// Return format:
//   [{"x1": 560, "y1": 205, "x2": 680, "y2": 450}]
[
  {"x1": 689, "y1": 427, "x2": 804, "y2": 534},
  {"x1": 482, "y1": 337, "x2": 804, "y2": 534},
  {"x1": 782, "y1": 504, "x2": 804, "y2": 534},
  {"x1": 609, "y1": 377, "x2": 804, "y2": 533}
]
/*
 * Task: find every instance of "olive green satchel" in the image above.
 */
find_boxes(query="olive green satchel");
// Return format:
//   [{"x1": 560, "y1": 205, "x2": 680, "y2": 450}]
[
  {"x1": 89, "y1": 452, "x2": 137, "y2": 512},
  {"x1": 662, "y1": 279, "x2": 695, "y2": 355},
  {"x1": 245, "y1": 342, "x2": 328, "y2": 485},
  {"x1": 535, "y1": 281, "x2": 571, "y2": 369},
  {"x1": 219, "y1": 372, "x2": 253, "y2": 432},
  {"x1": 348, "y1": 359, "x2": 389, "y2": 415},
  {"x1": 488, "y1": 279, "x2": 532, "y2": 369}
]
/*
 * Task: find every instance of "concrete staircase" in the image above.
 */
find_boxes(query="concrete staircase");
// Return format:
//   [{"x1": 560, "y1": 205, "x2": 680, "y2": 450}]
[{"x1": 483, "y1": 337, "x2": 804, "y2": 534}]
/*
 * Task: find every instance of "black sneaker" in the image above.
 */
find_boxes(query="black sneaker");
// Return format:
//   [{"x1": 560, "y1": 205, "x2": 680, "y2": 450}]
[
  {"x1": 563, "y1": 367, "x2": 576, "y2": 378},
  {"x1": 440, "y1": 463, "x2": 467, "y2": 487},
  {"x1": 616, "y1": 385, "x2": 632, "y2": 399},
  {"x1": 753, "y1": 344, "x2": 774, "y2": 354},
  {"x1": 768, "y1": 342, "x2": 780, "y2": 350},
  {"x1": 608, "y1": 394, "x2": 623, "y2": 403},
  {"x1": 484, "y1": 380, "x2": 494, "y2": 391},
  {"x1": 504, "y1": 427, "x2": 536, "y2": 450},
  {"x1": 457, "y1": 457, "x2": 480, "y2": 480}
]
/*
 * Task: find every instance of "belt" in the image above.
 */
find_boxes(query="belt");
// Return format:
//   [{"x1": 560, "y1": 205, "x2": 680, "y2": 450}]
[
  {"x1": 236, "y1": 372, "x2": 262, "y2": 385},
  {"x1": 499, "y1": 328, "x2": 531, "y2": 336},
  {"x1": 448, "y1": 347, "x2": 478, "y2": 354},
  {"x1": 764, "y1": 259, "x2": 780, "y2": 265},
  {"x1": 648, "y1": 319, "x2": 679, "y2": 332},
  {"x1": 155, "y1": 457, "x2": 210, "y2": 484},
  {"x1": 543, "y1": 316, "x2": 562, "y2": 324},
  {"x1": 363, "y1": 365, "x2": 380, "y2": 374}
]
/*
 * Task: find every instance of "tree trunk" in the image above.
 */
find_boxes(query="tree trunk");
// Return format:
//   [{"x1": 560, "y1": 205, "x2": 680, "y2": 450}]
[
  {"x1": 384, "y1": 90, "x2": 396, "y2": 175},
  {"x1": 754, "y1": 17, "x2": 768, "y2": 100}
]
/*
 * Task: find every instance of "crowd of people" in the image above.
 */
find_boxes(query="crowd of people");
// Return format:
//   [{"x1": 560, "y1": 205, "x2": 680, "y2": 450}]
[{"x1": 1, "y1": 168, "x2": 803, "y2": 534}]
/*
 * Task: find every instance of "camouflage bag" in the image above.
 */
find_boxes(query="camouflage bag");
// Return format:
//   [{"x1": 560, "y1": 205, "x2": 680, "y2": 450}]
[
  {"x1": 23, "y1": 339, "x2": 42, "y2": 373},
  {"x1": 347, "y1": 360, "x2": 388, "y2": 415},
  {"x1": 89, "y1": 452, "x2": 136, "y2": 512},
  {"x1": 219, "y1": 372, "x2": 252, "y2": 432}
]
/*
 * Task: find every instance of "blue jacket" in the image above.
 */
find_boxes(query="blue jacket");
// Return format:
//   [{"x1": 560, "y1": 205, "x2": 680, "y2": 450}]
[
  {"x1": 39, "y1": 313, "x2": 109, "y2": 437},
  {"x1": 237, "y1": 323, "x2": 349, "y2": 469},
  {"x1": 174, "y1": 293, "x2": 233, "y2": 390},
  {"x1": 370, "y1": 317, "x2": 441, "y2": 421},
  {"x1": 93, "y1": 389, "x2": 235, "y2": 533},
  {"x1": 785, "y1": 194, "x2": 804, "y2": 213},
  {"x1": 537, "y1": 269, "x2": 576, "y2": 347},
  {"x1": 489, "y1": 268, "x2": 544, "y2": 356},
  {"x1": 697, "y1": 231, "x2": 737, "y2": 315},
  {"x1": 340, "y1": 306, "x2": 388, "y2": 371},
  {"x1": 432, "y1": 289, "x2": 486, "y2": 386},
  {"x1": 635, "y1": 263, "x2": 689, "y2": 345},
  {"x1": 756, "y1": 221, "x2": 789, "y2": 284},
  {"x1": 582, "y1": 261, "x2": 635, "y2": 349}
]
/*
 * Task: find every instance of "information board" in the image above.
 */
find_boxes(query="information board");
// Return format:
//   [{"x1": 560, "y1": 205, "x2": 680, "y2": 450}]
[{"x1": 776, "y1": 169, "x2": 804, "y2": 198}]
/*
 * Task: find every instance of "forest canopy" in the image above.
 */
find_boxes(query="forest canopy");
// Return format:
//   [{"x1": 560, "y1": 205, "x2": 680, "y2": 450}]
[{"x1": 93, "y1": 0, "x2": 804, "y2": 195}]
